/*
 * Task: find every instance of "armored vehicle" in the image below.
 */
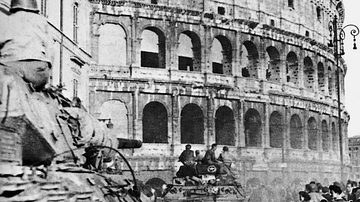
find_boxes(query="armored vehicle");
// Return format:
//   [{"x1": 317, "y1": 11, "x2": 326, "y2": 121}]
[
  {"x1": 0, "y1": 63, "x2": 154, "y2": 202},
  {"x1": 162, "y1": 163, "x2": 245, "y2": 201}
]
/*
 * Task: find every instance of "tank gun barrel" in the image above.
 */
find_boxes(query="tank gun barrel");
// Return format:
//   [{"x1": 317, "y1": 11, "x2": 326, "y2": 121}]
[{"x1": 117, "y1": 138, "x2": 142, "y2": 149}]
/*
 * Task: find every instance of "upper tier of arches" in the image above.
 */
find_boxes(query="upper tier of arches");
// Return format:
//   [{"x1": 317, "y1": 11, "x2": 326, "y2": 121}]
[{"x1": 95, "y1": 23, "x2": 344, "y2": 100}]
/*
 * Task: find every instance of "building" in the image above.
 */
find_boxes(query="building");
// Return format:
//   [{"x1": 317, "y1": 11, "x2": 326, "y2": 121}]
[
  {"x1": 349, "y1": 136, "x2": 360, "y2": 181},
  {"x1": 0, "y1": 0, "x2": 352, "y2": 200},
  {"x1": 0, "y1": 0, "x2": 92, "y2": 108}
]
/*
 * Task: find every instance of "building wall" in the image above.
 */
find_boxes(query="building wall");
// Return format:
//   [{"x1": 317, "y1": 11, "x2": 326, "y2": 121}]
[
  {"x1": 349, "y1": 136, "x2": 360, "y2": 182},
  {"x1": 87, "y1": 0, "x2": 351, "y2": 196}
]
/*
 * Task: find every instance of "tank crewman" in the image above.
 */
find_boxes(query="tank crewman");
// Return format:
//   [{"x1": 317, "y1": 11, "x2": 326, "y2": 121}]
[
  {"x1": 0, "y1": 0, "x2": 53, "y2": 91},
  {"x1": 218, "y1": 146, "x2": 233, "y2": 168},
  {"x1": 202, "y1": 143, "x2": 220, "y2": 165},
  {"x1": 194, "y1": 150, "x2": 203, "y2": 164},
  {"x1": 178, "y1": 144, "x2": 195, "y2": 166}
]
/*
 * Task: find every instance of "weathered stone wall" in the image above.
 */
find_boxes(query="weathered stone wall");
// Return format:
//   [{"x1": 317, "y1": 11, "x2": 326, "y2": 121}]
[{"x1": 86, "y1": 0, "x2": 350, "y2": 199}]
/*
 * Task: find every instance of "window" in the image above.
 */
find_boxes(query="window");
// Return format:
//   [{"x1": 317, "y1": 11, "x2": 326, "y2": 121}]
[
  {"x1": 316, "y1": 6, "x2": 322, "y2": 21},
  {"x1": 305, "y1": 31, "x2": 309, "y2": 37},
  {"x1": 73, "y1": 79, "x2": 78, "y2": 98},
  {"x1": 218, "y1": 6, "x2": 225, "y2": 15},
  {"x1": 73, "y1": 3, "x2": 79, "y2": 43},
  {"x1": 151, "y1": 0, "x2": 158, "y2": 4},
  {"x1": 288, "y1": 0, "x2": 294, "y2": 8},
  {"x1": 270, "y1": 19, "x2": 275, "y2": 26},
  {"x1": 40, "y1": 0, "x2": 47, "y2": 17}
]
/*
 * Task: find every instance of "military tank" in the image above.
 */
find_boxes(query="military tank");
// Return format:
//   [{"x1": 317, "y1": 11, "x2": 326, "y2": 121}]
[
  {"x1": 0, "y1": 62, "x2": 155, "y2": 202},
  {"x1": 161, "y1": 163, "x2": 246, "y2": 202}
]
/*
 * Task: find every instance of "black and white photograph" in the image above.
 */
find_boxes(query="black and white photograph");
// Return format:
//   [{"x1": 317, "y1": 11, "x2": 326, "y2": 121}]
[{"x1": 0, "y1": 0, "x2": 360, "y2": 201}]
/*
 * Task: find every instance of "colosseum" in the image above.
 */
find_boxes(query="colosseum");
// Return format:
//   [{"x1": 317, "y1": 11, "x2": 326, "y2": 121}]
[{"x1": 86, "y1": 0, "x2": 352, "y2": 195}]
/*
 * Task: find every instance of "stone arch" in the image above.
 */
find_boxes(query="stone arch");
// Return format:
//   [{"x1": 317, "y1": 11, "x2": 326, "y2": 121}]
[
  {"x1": 321, "y1": 120, "x2": 330, "y2": 151},
  {"x1": 211, "y1": 35, "x2": 232, "y2": 75},
  {"x1": 265, "y1": 46, "x2": 281, "y2": 82},
  {"x1": 98, "y1": 23, "x2": 127, "y2": 66},
  {"x1": 308, "y1": 117, "x2": 318, "y2": 150},
  {"x1": 178, "y1": 31, "x2": 201, "y2": 72},
  {"x1": 269, "y1": 111, "x2": 283, "y2": 148},
  {"x1": 143, "y1": 102, "x2": 168, "y2": 143},
  {"x1": 328, "y1": 66, "x2": 333, "y2": 96},
  {"x1": 332, "y1": 122, "x2": 338, "y2": 151},
  {"x1": 98, "y1": 100, "x2": 129, "y2": 139},
  {"x1": 215, "y1": 106, "x2": 235, "y2": 146},
  {"x1": 181, "y1": 103, "x2": 204, "y2": 144},
  {"x1": 244, "y1": 109, "x2": 262, "y2": 147},
  {"x1": 318, "y1": 62, "x2": 325, "y2": 93},
  {"x1": 286, "y1": 51, "x2": 299, "y2": 84},
  {"x1": 304, "y1": 56, "x2": 315, "y2": 90},
  {"x1": 290, "y1": 114, "x2": 303, "y2": 149},
  {"x1": 241, "y1": 41, "x2": 259, "y2": 78},
  {"x1": 140, "y1": 27, "x2": 166, "y2": 68}
]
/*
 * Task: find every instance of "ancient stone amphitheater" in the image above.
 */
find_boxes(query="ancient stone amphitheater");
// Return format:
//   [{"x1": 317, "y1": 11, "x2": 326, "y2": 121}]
[{"x1": 88, "y1": 0, "x2": 350, "y2": 199}]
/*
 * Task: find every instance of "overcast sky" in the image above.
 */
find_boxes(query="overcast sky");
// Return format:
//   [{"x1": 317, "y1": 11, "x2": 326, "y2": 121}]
[{"x1": 343, "y1": 0, "x2": 360, "y2": 137}]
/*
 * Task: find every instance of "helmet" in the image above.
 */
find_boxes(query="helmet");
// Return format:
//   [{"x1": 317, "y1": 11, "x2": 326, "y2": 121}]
[{"x1": 10, "y1": 0, "x2": 39, "y2": 13}]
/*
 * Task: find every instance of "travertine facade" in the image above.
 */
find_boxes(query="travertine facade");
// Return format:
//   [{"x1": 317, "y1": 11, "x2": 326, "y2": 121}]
[{"x1": 87, "y1": 0, "x2": 351, "y2": 194}]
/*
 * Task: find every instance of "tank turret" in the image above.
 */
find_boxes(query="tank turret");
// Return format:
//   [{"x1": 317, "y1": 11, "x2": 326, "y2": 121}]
[{"x1": 0, "y1": 64, "x2": 154, "y2": 201}]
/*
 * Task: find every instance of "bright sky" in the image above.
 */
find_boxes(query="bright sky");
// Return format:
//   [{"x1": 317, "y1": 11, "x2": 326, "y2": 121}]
[{"x1": 343, "y1": 0, "x2": 360, "y2": 137}]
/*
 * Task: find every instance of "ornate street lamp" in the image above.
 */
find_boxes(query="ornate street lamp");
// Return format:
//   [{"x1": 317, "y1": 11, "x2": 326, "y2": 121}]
[{"x1": 328, "y1": 14, "x2": 359, "y2": 181}]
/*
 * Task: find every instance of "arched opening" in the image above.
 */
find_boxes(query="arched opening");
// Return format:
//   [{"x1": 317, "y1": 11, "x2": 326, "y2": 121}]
[
  {"x1": 241, "y1": 41, "x2": 259, "y2": 78},
  {"x1": 215, "y1": 106, "x2": 235, "y2": 146},
  {"x1": 286, "y1": 51, "x2": 299, "y2": 84},
  {"x1": 143, "y1": 102, "x2": 168, "y2": 143},
  {"x1": 321, "y1": 120, "x2": 329, "y2": 151},
  {"x1": 328, "y1": 66, "x2": 333, "y2": 96},
  {"x1": 318, "y1": 62, "x2": 325, "y2": 93},
  {"x1": 178, "y1": 31, "x2": 201, "y2": 71},
  {"x1": 211, "y1": 35, "x2": 232, "y2": 75},
  {"x1": 98, "y1": 100, "x2": 128, "y2": 139},
  {"x1": 290, "y1": 114, "x2": 303, "y2": 149},
  {"x1": 181, "y1": 104, "x2": 204, "y2": 144},
  {"x1": 141, "y1": 27, "x2": 166, "y2": 68},
  {"x1": 332, "y1": 122, "x2": 338, "y2": 151},
  {"x1": 269, "y1": 111, "x2": 283, "y2": 148},
  {"x1": 308, "y1": 117, "x2": 318, "y2": 150},
  {"x1": 265, "y1": 46, "x2": 281, "y2": 82},
  {"x1": 304, "y1": 57, "x2": 314, "y2": 90},
  {"x1": 244, "y1": 109, "x2": 262, "y2": 147},
  {"x1": 98, "y1": 24, "x2": 127, "y2": 66}
]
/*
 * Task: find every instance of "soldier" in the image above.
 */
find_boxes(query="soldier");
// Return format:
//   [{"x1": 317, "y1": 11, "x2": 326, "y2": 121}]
[
  {"x1": 0, "y1": 0, "x2": 53, "y2": 91},
  {"x1": 178, "y1": 144, "x2": 195, "y2": 166}
]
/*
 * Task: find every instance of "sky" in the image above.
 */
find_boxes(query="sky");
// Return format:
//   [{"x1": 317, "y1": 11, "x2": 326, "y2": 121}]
[{"x1": 343, "y1": 0, "x2": 360, "y2": 137}]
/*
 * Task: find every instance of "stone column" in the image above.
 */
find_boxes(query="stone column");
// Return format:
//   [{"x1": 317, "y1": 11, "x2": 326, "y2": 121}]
[
  {"x1": 239, "y1": 100, "x2": 246, "y2": 147},
  {"x1": 132, "y1": 90, "x2": 140, "y2": 140},
  {"x1": 263, "y1": 103, "x2": 270, "y2": 148},
  {"x1": 233, "y1": 31, "x2": 241, "y2": 77},
  {"x1": 303, "y1": 109, "x2": 309, "y2": 149},
  {"x1": 171, "y1": 90, "x2": 180, "y2": 156},
  {"x1": 298, "y1": 48, "x2": 305, "y2": 89},
  {"x1": 206, "y1": 93, "x2": 215, "y2": 145},
  {"x1": 258, "y1": 40, "x2": 267, "y2": 80},
  {"x1": 284, "y1": 105, "x2": 291, "y2": 149},
  {"x1": 318, "y1": 112, "x2": 323, "y2": 151}
]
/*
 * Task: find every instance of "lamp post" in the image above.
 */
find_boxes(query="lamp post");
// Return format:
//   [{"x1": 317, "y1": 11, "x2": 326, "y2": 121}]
[{"x1": 328, "y1": 14, "x2": 359, "y2": 181}]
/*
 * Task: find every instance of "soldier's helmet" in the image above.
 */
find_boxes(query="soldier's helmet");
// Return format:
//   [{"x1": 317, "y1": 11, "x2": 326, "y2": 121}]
[{"x1": 10, "y1": 0, "x2": 39, "y2": 13}]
